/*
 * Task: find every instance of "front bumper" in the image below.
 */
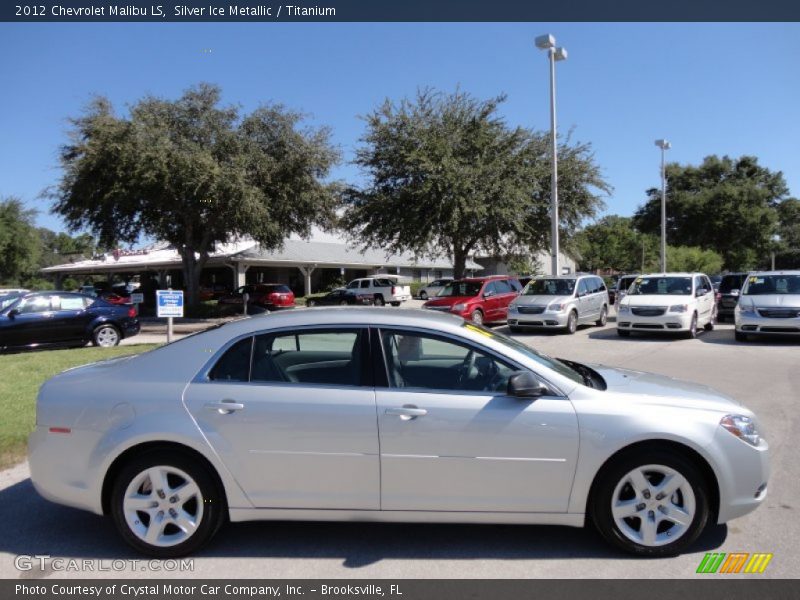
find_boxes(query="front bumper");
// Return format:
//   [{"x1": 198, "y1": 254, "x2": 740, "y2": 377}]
[
  {"x1": 707, "y1": 427, "x2": 770, "y2": 523},
  {"x1": 616, "y1": 310, "x2": 693, "y2": 332},
  {"x1": 736, "y1": 311, "x2": 800, "y2": 336},
  {"x1": 508, "y1": 307, "x2": 570, "y2": 328}
]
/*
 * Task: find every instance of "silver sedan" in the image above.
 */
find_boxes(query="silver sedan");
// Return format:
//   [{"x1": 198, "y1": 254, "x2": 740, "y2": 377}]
[{"x1": 29, "y1": 308, "x2": 768, "y2": 557}]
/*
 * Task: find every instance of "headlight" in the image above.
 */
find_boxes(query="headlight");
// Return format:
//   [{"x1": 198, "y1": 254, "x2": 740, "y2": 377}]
[
  {"x1": 548, "y1": 303, "x2": 565, "y2": 312},
  {"x1": 508, "y1": 303, "x2": 518, "y2": 311},
  {"x1": 720, "y1": 414, "x2": 761, "y2": 446},
  {"x1": 452, "y1": 303, "x2": 466, "y2": 312},
  {"x1": 618, "y1": 304, "x2": 630, "y2": 314},
  {"x1": 669, "y1": 304, "x2": 689, "y2": 313},
  {"x1": 737, "y1": 304, "x2": 756, "y2": 315}
]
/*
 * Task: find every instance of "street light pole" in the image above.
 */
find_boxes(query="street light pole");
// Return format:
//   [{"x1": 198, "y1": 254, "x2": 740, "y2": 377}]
[
  {"x1": 654, "y1": 139, "x2": 671, "y2": 272},
  {"x1": 536, "y1": 34, "x2": 567, "y2": 276}
]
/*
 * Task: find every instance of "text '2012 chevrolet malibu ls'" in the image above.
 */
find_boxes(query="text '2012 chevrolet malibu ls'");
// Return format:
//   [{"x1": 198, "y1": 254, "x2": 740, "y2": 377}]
[{"x1": 29, "y1": 308, "x2": 768, "y2": 557}]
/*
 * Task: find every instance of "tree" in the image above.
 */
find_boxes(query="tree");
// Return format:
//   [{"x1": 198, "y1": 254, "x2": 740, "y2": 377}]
[
  {"x1": 341, "y1": 89, "x2": 610, "y2": 278},
  {"x1": 775, "y1": 198, "x2": 800, "y2": 269},
  {"x1": 573, "y1": 215, "x2": 656, "y2": 273},
  {"x1": 665, "y1": 245, "x2": 724, "y2": 274},
  {"x1": 0, "y1": 197, "x2": 41, "y2": 284},
  {"x1": 50, "y1": 83, "x2": 339, "y2": 306},
  {"x1": 633, "y1": 155, "x2": 788, "y2": 270}
]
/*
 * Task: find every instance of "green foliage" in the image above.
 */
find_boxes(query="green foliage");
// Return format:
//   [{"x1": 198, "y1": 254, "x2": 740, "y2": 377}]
[
  {"x1": 0, "y1": 197, "x2": 41, "y2": 284},
  {"x1": 50, "y1": 83, "x2": 340, "y2": 306},
  {"x1": 633, "y1": 155, "x2": 788, "y2": 271},
  {"x1": 61, "y1": 277, "x2": 80, "y2": 291},
  {"x1": 666, "y1": 245, "x2": 724, "y2": 274},
  {"x1": 775, "y1": 198, "x2": 800, "y2": 269},
  {"x1": 341, "y1": 89, "x2": 610, "y2": 278},
  {"x1": 573, "y1": 215, "x2": 658, "y2": 273},
  {"x1": 505, "y1": 254, "x2": 545, "y2": 276}
]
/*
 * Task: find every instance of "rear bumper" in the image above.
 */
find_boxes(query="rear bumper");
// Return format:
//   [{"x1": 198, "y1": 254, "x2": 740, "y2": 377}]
[{"x1": 121, "y1": 319, "x2": 140, "y2": 339}]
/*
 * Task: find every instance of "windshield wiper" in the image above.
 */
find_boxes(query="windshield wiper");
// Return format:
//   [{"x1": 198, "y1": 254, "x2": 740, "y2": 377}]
[{"x1": 557, "y1": 358, "x2": 595, "y2": 388}]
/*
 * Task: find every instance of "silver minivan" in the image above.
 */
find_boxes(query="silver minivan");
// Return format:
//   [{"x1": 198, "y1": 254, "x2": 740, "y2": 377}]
[{"x1": 507, "y1": 274, "x2": 609, "y2": 334}]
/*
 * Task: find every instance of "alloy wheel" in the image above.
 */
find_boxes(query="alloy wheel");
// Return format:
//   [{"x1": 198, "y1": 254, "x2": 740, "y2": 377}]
[{"x1": 95, "y1": 325, "x2": 120, "y2": 347}]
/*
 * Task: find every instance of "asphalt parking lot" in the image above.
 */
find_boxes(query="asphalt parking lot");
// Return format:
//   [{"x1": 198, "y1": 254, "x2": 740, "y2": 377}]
[{"x1": 1, "y1": 304, "x2": 798, "y2": 579}]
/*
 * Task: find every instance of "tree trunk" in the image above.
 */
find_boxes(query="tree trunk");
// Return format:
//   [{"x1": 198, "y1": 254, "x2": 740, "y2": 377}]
[
  {"x1": 453, "y1": 248, "x2": 467, "y2": 280},
  {"x1": 178, "y1": 248, "x2": 204, "y2": 309}
]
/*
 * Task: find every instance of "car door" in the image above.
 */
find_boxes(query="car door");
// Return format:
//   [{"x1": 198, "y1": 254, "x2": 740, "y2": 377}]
[
  {"x1": 375, "y1": 328, "x2": 579, "y2": 513},
  {"x1": 576, "y1": 279, "x2": 594, "y2": 322},
  {"x1": 0, "y1": 294, "x2": 58, "y2": 348},
  {"x1": 48, "y1": 294, "x2": 95, "y2": 342},
  {"x1": 493, "y1": 279, "x2": 517, "y2": 321},
  {"x1": 481, "y1": 281, "x2": 502, "y2": 321},
  {"x1": 694, "y1": 276, "x2": 712, "y2": 323},
  {"x1": 183, "y1": 327, "x2": 380, "y2": 509}
]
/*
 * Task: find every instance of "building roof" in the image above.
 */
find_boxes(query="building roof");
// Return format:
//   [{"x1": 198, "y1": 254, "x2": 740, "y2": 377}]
[{"x1": 41, "y1": 237, "x2": 482, "y2": 274}]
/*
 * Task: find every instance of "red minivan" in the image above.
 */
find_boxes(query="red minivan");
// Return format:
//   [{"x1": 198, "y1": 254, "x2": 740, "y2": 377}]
[
  {"x1": 218, "y1": 284, "x2": 296, "y2": 310},
  {"x1": 422, "y1": 276, "x2": 522, "y2": 325}
]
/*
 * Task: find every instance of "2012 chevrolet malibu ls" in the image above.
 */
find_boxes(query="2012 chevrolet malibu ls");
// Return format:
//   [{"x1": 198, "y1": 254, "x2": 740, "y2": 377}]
[{"x1": 29, "y1": 308, "x2": 768, "y2": 557}]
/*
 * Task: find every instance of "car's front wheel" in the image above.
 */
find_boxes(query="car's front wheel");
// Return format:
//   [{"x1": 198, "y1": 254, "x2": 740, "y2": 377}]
[
  {"x1": 684, "y1": 313, "x2": 698, "y2": 339},
  {"x1": 110, "y1": 452, "x2": 225, "y2": 557},
  {"x1": 565, "y1": 310, "x2": 578, "y2": 334},
  {"x1": 470, "y1": 309, "x2": 484, "y2": 325},
  {"x1": 596, "y1": 305, "x2": 608, "y2": 327},
  {"x1": 592, "y1": 450, "x2": 710, "y2": 556},
  {"x1": 704, "y1": 307, "x2": 716, "y2": 332},
  {"x1": 93, "y1": 324, "x2": 120, "y2": 347}
]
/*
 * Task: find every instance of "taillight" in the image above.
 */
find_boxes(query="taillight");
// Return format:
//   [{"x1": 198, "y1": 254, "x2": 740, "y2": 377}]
[
  {"x1": 128, "y1": 306, "x2": 137, "y2": 318},
  {"x1": 391, "y1": 286, "x2": 396, "y2": 295}
]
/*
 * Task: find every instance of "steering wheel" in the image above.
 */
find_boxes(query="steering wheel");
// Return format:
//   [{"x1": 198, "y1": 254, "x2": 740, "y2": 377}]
[{"x1": 457, "y1": 350, "x2": 477, "y2": 388}]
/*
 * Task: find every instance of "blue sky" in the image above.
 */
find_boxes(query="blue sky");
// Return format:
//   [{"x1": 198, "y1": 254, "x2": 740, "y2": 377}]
[{"x1": 1, "y1": 22, "x2": 798, "y2": 234}]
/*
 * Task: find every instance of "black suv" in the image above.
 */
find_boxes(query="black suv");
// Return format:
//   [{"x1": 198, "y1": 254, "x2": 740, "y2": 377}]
[{"x1": 717, "y1": 273, "x2": 749, "y2": 322}]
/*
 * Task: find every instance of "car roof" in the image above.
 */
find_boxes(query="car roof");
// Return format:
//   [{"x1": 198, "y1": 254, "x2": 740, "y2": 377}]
[
  {"x1": 746, "y1": 270, "x2": 800, "y2": 276},
  {"x1": 637, "y1": 272, "x2": 704, "y2": 278}
]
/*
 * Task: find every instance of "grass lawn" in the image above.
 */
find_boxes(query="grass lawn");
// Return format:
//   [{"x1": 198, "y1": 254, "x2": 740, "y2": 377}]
[{"x1": 0, "y1": 344, "x2": 157, "y2": 470}]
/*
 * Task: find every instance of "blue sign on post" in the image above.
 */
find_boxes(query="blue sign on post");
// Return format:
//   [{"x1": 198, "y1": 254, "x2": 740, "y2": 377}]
[{"x1": 156, "y1": 289, "x2": 184, "y2": 318}]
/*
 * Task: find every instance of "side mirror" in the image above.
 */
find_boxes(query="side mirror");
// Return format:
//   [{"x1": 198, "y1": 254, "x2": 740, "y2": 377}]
[
  {"x1": 7, "y1": 308, "x2": 19, "y2": 319},
  {"x1": 483, "y1": 290, "x2": 495, "y2": 298},
  {"x1": 507, "y1": 371, "x2": 546, "y2": 398}
]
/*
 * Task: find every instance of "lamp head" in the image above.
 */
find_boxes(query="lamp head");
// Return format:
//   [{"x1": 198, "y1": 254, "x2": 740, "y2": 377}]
[
  {"x1": 554, "y1": 47, "x2": 568, "y2": 61},
  {"x1": 535, "y1": 34, "x2": 556, "y2": 50},
  {"x1": 655, "y1": 139, "x2": 671, "y2": 150}
]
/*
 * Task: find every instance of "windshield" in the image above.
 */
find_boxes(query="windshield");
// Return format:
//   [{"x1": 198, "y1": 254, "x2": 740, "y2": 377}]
[
  {"x1": 461, "y1": 322, "x2": 584, "y2": 386},
  {"x1": 522, "y1": 278, "x2": 576, "y2": 296},
  {"x1": 628, "y1": 276, "x2": 692, "y2": 296},
  {"x1": 438, "y1": 281, "x2": 483, "y2": 297},
  {"x1": 0, "y1": 295, "x2": 22, "y2": 311},
  {"x1": 719, "y1": 274, "x2": 747, "y2": 293},
  {"x1": 744, "y1": 274, "x2": 800, "y2": 295}
]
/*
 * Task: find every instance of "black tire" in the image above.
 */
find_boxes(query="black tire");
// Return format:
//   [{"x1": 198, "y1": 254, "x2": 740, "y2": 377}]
[
  {"x1": 306, "y1": 299, "x2": 317, "y2": 307},
  {"x1": 684, "y1": 313, "x2": 698, "y2": 339},
  {"x1": 419, "y1": 291, "x2": 428, "y2": 300},
  {"x1": 596, "y1": 305, "x2": 608, "y2": 327},
  {"x1": 110, "y1": 450, "x2": 225, "y2": 558},
  {"x1": 591, "y1": 449, "x2": 710, "y2": 557},
  {"x1": 470, "y1": 309, "x2": 484, "y2": 325},
  {"x1": 374, "y1": 295, "x2": 385, "y2": 306},
  {"x1": 339, "y1": 300, "x2": 348, "y2": 306},
  {"x1": 391, "y1": 302, "x2": 401, "y2": 307},
  {"x1": 564, "y1": 310, "x2": 577, "y2": 334},
  {"x1": 92, "y1": 324, "x2": 121, "y2": 347},
  {"x1": 617, "y1": 328, "x2": 630, "y2": 337},
  {"x1": 735, "y1": 330, "x2": 748, "y2": 342},
  {"x1": 509, "y1": 325, "x2": 522, "y2": 334}
]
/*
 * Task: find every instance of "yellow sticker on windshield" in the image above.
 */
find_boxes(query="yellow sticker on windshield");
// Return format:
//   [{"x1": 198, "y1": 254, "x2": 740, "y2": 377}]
[
  {"x1": 635, "y1": 277, "x2": 643, "y2": 283},
  {"x1": 750, "y1": 276, "x2": 757, "y2": 283},
  {"x1": 464, "y1": 323, "x2": 494, "y2": 337}
]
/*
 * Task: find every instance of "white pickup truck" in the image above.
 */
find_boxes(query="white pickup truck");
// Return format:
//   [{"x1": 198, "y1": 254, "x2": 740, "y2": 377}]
[{"x1": 345, "y1": 276, "x2": 412, "y2": 306}]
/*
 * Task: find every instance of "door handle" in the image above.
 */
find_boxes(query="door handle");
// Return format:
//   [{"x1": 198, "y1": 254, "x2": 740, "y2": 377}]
[
  {"x1": 385, "y1": 406, "x2": 427, "y2": 420},
  {"x1": 205, "y1": 399, "x2": 245, "y2": 414}
]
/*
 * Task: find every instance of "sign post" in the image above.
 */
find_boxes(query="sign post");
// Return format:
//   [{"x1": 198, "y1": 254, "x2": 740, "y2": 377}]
[{"x1": 156, "y1": 289, "x2": 184, "y2": 343}]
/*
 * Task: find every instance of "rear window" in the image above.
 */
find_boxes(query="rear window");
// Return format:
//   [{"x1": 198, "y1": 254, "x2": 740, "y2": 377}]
[
  {"x1": 719, "y1": 274, "x2": 747, "y2": 293},
  {"x1": 438, "y1": 281, "x2": 483, "y2": 297},
  {"x1": 260, "y1": 285, "x2": 291, "y2": 293}
]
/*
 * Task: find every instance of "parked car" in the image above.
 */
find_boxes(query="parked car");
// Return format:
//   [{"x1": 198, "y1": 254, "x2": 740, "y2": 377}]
[
  {"x1": 79, "y1": 285, "x2": 97, "y2": 297},
  {"x1": 616, "y1": 273, "x2": 716, "y2": 339},
  {"x1": 716, "y1": 273, "x2": 749, "y2": 322},
  {"x1": 29, "y1": 308, "x2": 768, "y2": 557},
  {"x1": 0, "y1": 288, "x2": 29, "y2": 295},
  {"x1": 0, "y1": 292, "x2": 25, "y2": 311},
  {"x1": 98, "y1": 290, "x2": 132, "y2": 305},
  {"x1": 417, "y1": 278, "x2": 453, "y2": 300},
  {"x1": 199, "y1": 284, "x2": 231, "y2": 302},
  {"x1": 219, "y1": 284, "x2": 295, "y2": 310},
  {"x1": 735, "y1": 270, "x2": 800, "y2": 341},
  {"x1": 710, "y1": 275, "x2": 723, "y2": 292},
  {"x1": 306, "y1": 290, "x2": 374, "y2": 306},
  {"x1": 0, "y1": 291, "x2": 139, "y2": 351},
  {"x1": 422, "y1": 276, "x2": 521, "y2": 325},
  {"x1": 507, "y1": 274, "x2": 609, "y2": 334},
  {"x1": 345, "y1": 276, "x2": 412, "y2": 306},
  {"x1": 613, "y1": 274, "x2": 640, "y2": 307}
]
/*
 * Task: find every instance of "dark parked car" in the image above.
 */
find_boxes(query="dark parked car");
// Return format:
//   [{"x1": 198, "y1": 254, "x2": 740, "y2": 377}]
[
  {"x1": 0, "y1": 291, "x2": 140, "y2": 351},
  {"x1": 613, "y1": 274, "x2": 640, "y2": 307},
  {"x1": 98, "y1": 290, "x2": 132, "y2": 305},
  {"x1": 219, "y1": 284, "x2": 296, "y2": 310},
  {"x1": 306, "y1": 290, "x2": 375, "y2": 307},
  {"x1": 422, "y1": 276, "x2": 522, "y2": 325},
  {"x1": 717, "y1": 273, "x2": 749, "y2": 322}
]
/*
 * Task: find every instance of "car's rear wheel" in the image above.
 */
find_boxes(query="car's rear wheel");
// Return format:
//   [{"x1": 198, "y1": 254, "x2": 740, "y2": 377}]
[
  {"x1": 374, "y1": 295, "x2": 385, "y2": 306},
  {"x1": 419, "y1": 291, "x2": 428, "y2": 300},
  {"x1": 592, "y1": 451, "x2": 710, "y2": 557},
  {"x1": 596, "y1": 305, "x2": 608, "y2": 327},
  {"x1": 339, "y1": 300, "x2": 348, "y2": 306},
  {"x1": 704, "y1": 307, "x2": 716, "y2": 332},
  {"x1": 93, "y1": 324, "x2": 120, "y2": 347},
  {"x1": 470, "y1": 309, "x2": 484, "y2": 325},
  {"x1": 110, "y1": 452, "x2": 225, "y2": 557},
  {"x1": 306, "y1": 299, "x2": 317, "y2": 307},
  {"x1": 565, "y1": 310, "x2": 577, "y2": 334},
  {"x1": 391, "y1": 302, "x2": 401, "y2": 307}
]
